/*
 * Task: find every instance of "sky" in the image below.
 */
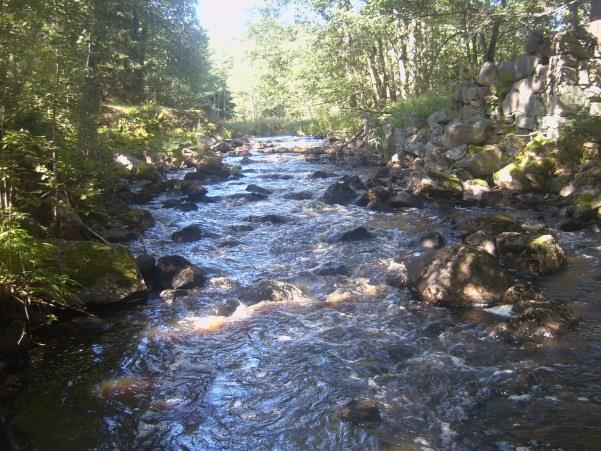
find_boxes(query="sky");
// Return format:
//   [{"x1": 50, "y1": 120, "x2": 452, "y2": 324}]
[{"x1": 196, "y1": 0, "x2": 264, "y2": 48}]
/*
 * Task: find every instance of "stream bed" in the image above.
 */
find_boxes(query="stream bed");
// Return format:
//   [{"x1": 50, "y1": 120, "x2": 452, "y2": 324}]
[{"x1": 2, "y1": 136, "x2": 601, "y2": 450}]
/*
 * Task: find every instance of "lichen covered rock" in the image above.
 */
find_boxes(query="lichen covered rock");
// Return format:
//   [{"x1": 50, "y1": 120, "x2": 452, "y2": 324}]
[{"x1": 51, "y1": 240, "x2": 148, "y2": 306}]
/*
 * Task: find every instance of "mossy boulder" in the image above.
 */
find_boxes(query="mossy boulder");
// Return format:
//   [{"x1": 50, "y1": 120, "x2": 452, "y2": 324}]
[
  {"x1": 416, "y1": 245, "x2": 511, "y2": 307},
  {"x1": 131, "y1": 161, "x2": 162, "y2": 183},
  {"x1": 496, "y1": 232, "x2": 567, "y2": 275},
  {"x1": 51, "y1": 240, "x2": 148, "y2": 306},
  {"x1": 454, "y1": 145, "x2": 503, "y2": 178},
  {"x1": 407, "y1": 167, "x2": 463, "y2": 199}
]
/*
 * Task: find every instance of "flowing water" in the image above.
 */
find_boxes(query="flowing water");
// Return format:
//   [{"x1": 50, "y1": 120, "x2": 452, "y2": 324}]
[{"x1": 2, "y1": 136, "x2": 601, "y2": 450}]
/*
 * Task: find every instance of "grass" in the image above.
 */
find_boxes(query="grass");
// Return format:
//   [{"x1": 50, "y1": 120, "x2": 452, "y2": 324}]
[{"x1": 389, "y1": 90, "x2": 453, "y2": 127}]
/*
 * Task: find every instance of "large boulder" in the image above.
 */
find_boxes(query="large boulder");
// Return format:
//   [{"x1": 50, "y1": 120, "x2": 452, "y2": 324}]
[
  {"x1": 443, "y1": 121, "x2": 491, "y2": 148},
  {"x1": 514, "y1": 54, "x2": 540, "y2": 80},
  {"x1": 240, "y1": 280, "x2": 303, "y2": 306},
  {"x1": 157, "y1": 256, "x2": 205, "y2": 290},
  {"x1": 416, "y1": 245, "x2": 511, "y2": 307},
  {"x1": 406, "y1": 167, "x2": 463, "y2": 199},
  {"x1": 496, "y1": 232, "x2": 567, "y2": 275},
  {"x1": 454, "y1": 145, "x2": 503, "y2": 178},
  {"x1": 493, "y1": 163, "x2": 531, "y2": 191},
  {"x1": 51, "y1": 240, "x2": 148, "y2": 306},
  {"x1": 543, "y1": 85, "x2": 588, "y2": 116},
  {"x1": 477, "y1": 61, "x2": 498, "y2": 86},
  {"x1": 502, "y1": 80, "x2": 545, "y2": 118}
]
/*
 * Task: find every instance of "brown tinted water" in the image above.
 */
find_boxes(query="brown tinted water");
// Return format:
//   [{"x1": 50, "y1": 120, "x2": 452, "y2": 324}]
[{"x1": 2, "y1": 137, "x2": 601, "y2": 450}]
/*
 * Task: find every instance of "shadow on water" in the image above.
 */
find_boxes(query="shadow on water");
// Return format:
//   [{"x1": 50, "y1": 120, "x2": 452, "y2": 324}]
[{"x1": 2, "y1": 136, "x2": 601, "y2": 450}]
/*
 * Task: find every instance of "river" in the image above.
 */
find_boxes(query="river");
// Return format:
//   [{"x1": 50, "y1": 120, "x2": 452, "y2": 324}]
[{"x1": 2, "y1": 136, "x2": 601, "y2": 450}]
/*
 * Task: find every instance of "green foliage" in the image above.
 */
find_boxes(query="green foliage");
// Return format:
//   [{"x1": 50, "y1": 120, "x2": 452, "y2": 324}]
[
  {"x1": 223, "y1": 111, "x2": 362, "y2": 137},
  {"x1": 0, "y1": 214, "x2": 78, "y2": 311},
  {"x1": 558, "y1": 112, "x2": 601, "y2": 165},
  {"x1": 389, "y1": 91, "x2": 453, "y2": 127}
]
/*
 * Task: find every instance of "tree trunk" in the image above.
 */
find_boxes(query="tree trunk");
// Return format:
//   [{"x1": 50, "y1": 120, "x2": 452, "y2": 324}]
[{"x1": 485, "y1": 0, "x2": 507, "y2": 63}]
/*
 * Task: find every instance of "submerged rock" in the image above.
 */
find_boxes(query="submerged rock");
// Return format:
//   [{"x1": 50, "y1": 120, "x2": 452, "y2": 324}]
[
  {"x1": 226, "y1": 193, "x2": 269, "y2": 203},
  {"x1": 284, "y1": 191, "x2": 314, "y2": 200},
  {"x1": 240, "y1": 280, "x2": 303, "y2": 306},
  {"x1": 337, "y1": 399, "x2": 381, "y2": 425},
  {"x1": 211, "y1": 299, "x2": 241, "y2": 317},
  {"x1": 420, "y1": 232, "x2": 445, "y2": 249},
  {"x1": 328, "y1": 226, "x2": 374, "y2": 243},
  {"x1": 159, "y1": 289, "x2": 189, "y2": 302},
  {"x1": 246, "y1": 184, "x2": 273, "y2": 195},
  {"x1": 313, "y1": 263, "x2": 351, "y2": 276},
  {"x1": 310, "y1": 170, "x2": 337, "y2": 179},
  {"x1": 490, "y1": 284, "x2": 578, "y2": 340},
  {"x1": 245, "y1": 214, "x2": 288, "y2": 224}
]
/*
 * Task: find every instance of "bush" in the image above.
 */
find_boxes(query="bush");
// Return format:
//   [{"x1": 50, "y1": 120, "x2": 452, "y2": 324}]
[
  {"x1": 222, "y1": 111, "x2": 362, "y2": 137},
  {"x1": 389, "y1": 90, "x2": 453, "y2": 128},
  {"x1": 0, "y1": 214, "x2": 78, "y2": 330}
]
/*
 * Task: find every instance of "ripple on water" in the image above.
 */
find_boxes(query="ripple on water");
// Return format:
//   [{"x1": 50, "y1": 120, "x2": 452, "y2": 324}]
[{"x1": 3, "y1": 137, "x2": 601, "y2": 450}]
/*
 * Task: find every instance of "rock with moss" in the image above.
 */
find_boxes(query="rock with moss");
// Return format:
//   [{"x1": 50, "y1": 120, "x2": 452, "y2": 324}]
[
  {"x1": 496, "y1": 232, "x2": 567, "y2": 275},
  {"x1": 50, "y1": 240, "x2": 148, "y2": 306},
  {"x1": 454, "y1": 145, "x2": 503, "y2": 178},
  {"x1": 462, "y1": 179, "x2": 490, "y2": 202},
  {"x1": 131, "y1": 161, "x2": 162, "y2": 183},
  {"x1": 407, "y1": 167, "x2": 463, "y2": 199},
  {"x1": 416, "y1": 245, "x2": 511, "y2": 307},
  {"x1": 490, "y1": 284, "x2": 578, "y2": 340}
]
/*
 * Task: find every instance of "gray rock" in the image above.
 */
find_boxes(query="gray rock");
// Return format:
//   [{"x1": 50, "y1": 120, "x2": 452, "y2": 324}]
[
  {"x1": 427, "y1": 109, "x2": 451, "y2": 125},
  {"x1": 240, "y1": 280, "x2": 303, "y2": 306},
  {"x1": 416, "y1": 245, "x2": 511, "y2": 307},
  {"x1": 454, "y1": 146, "x2": 503, "y2": 178},
  {"x1": 284, "y1": 191, "x2": 314, "y2": 200},
  {"x1": 245, "y1": 214, "x2": 288, "y2": 224},
  {"x1": 477, "y1": 61, "x2": 498, "y2": 86},
  {"x1": 388, "y1": 191, "x2": 425, "y2": 209},
  {"x1": 406, "y1": 167, "x2": 463, "y2": 199},
  {"x1": 246, "y1": 184, "x2": 273, "y2": 195},
  {"x1": 443, "y1": 120, "x2": 491, "y2": 148},
  {"x1": 514, "y1": 54, "x2": 540, "y2": 80},
  {"x1": 328, "y1": 226, "x2": 374, "y2": 243},
  {"x1": 496, "y1": 232, "x2": 567, "y2": 275},
  {"x1": 444, "y1": 145, "x2": 468, "y2": 161},
  {"x1": 172, "y1": 224, "x2": 203, "y2": 243},
  {"x1": 157, "y1": 255, "x2": 205, "y2": 290}
]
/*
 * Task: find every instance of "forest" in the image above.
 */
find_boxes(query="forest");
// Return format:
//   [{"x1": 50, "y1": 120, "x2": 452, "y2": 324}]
[{"x1": 1, "y1": 0, "x2": 601, "y2": 449}]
